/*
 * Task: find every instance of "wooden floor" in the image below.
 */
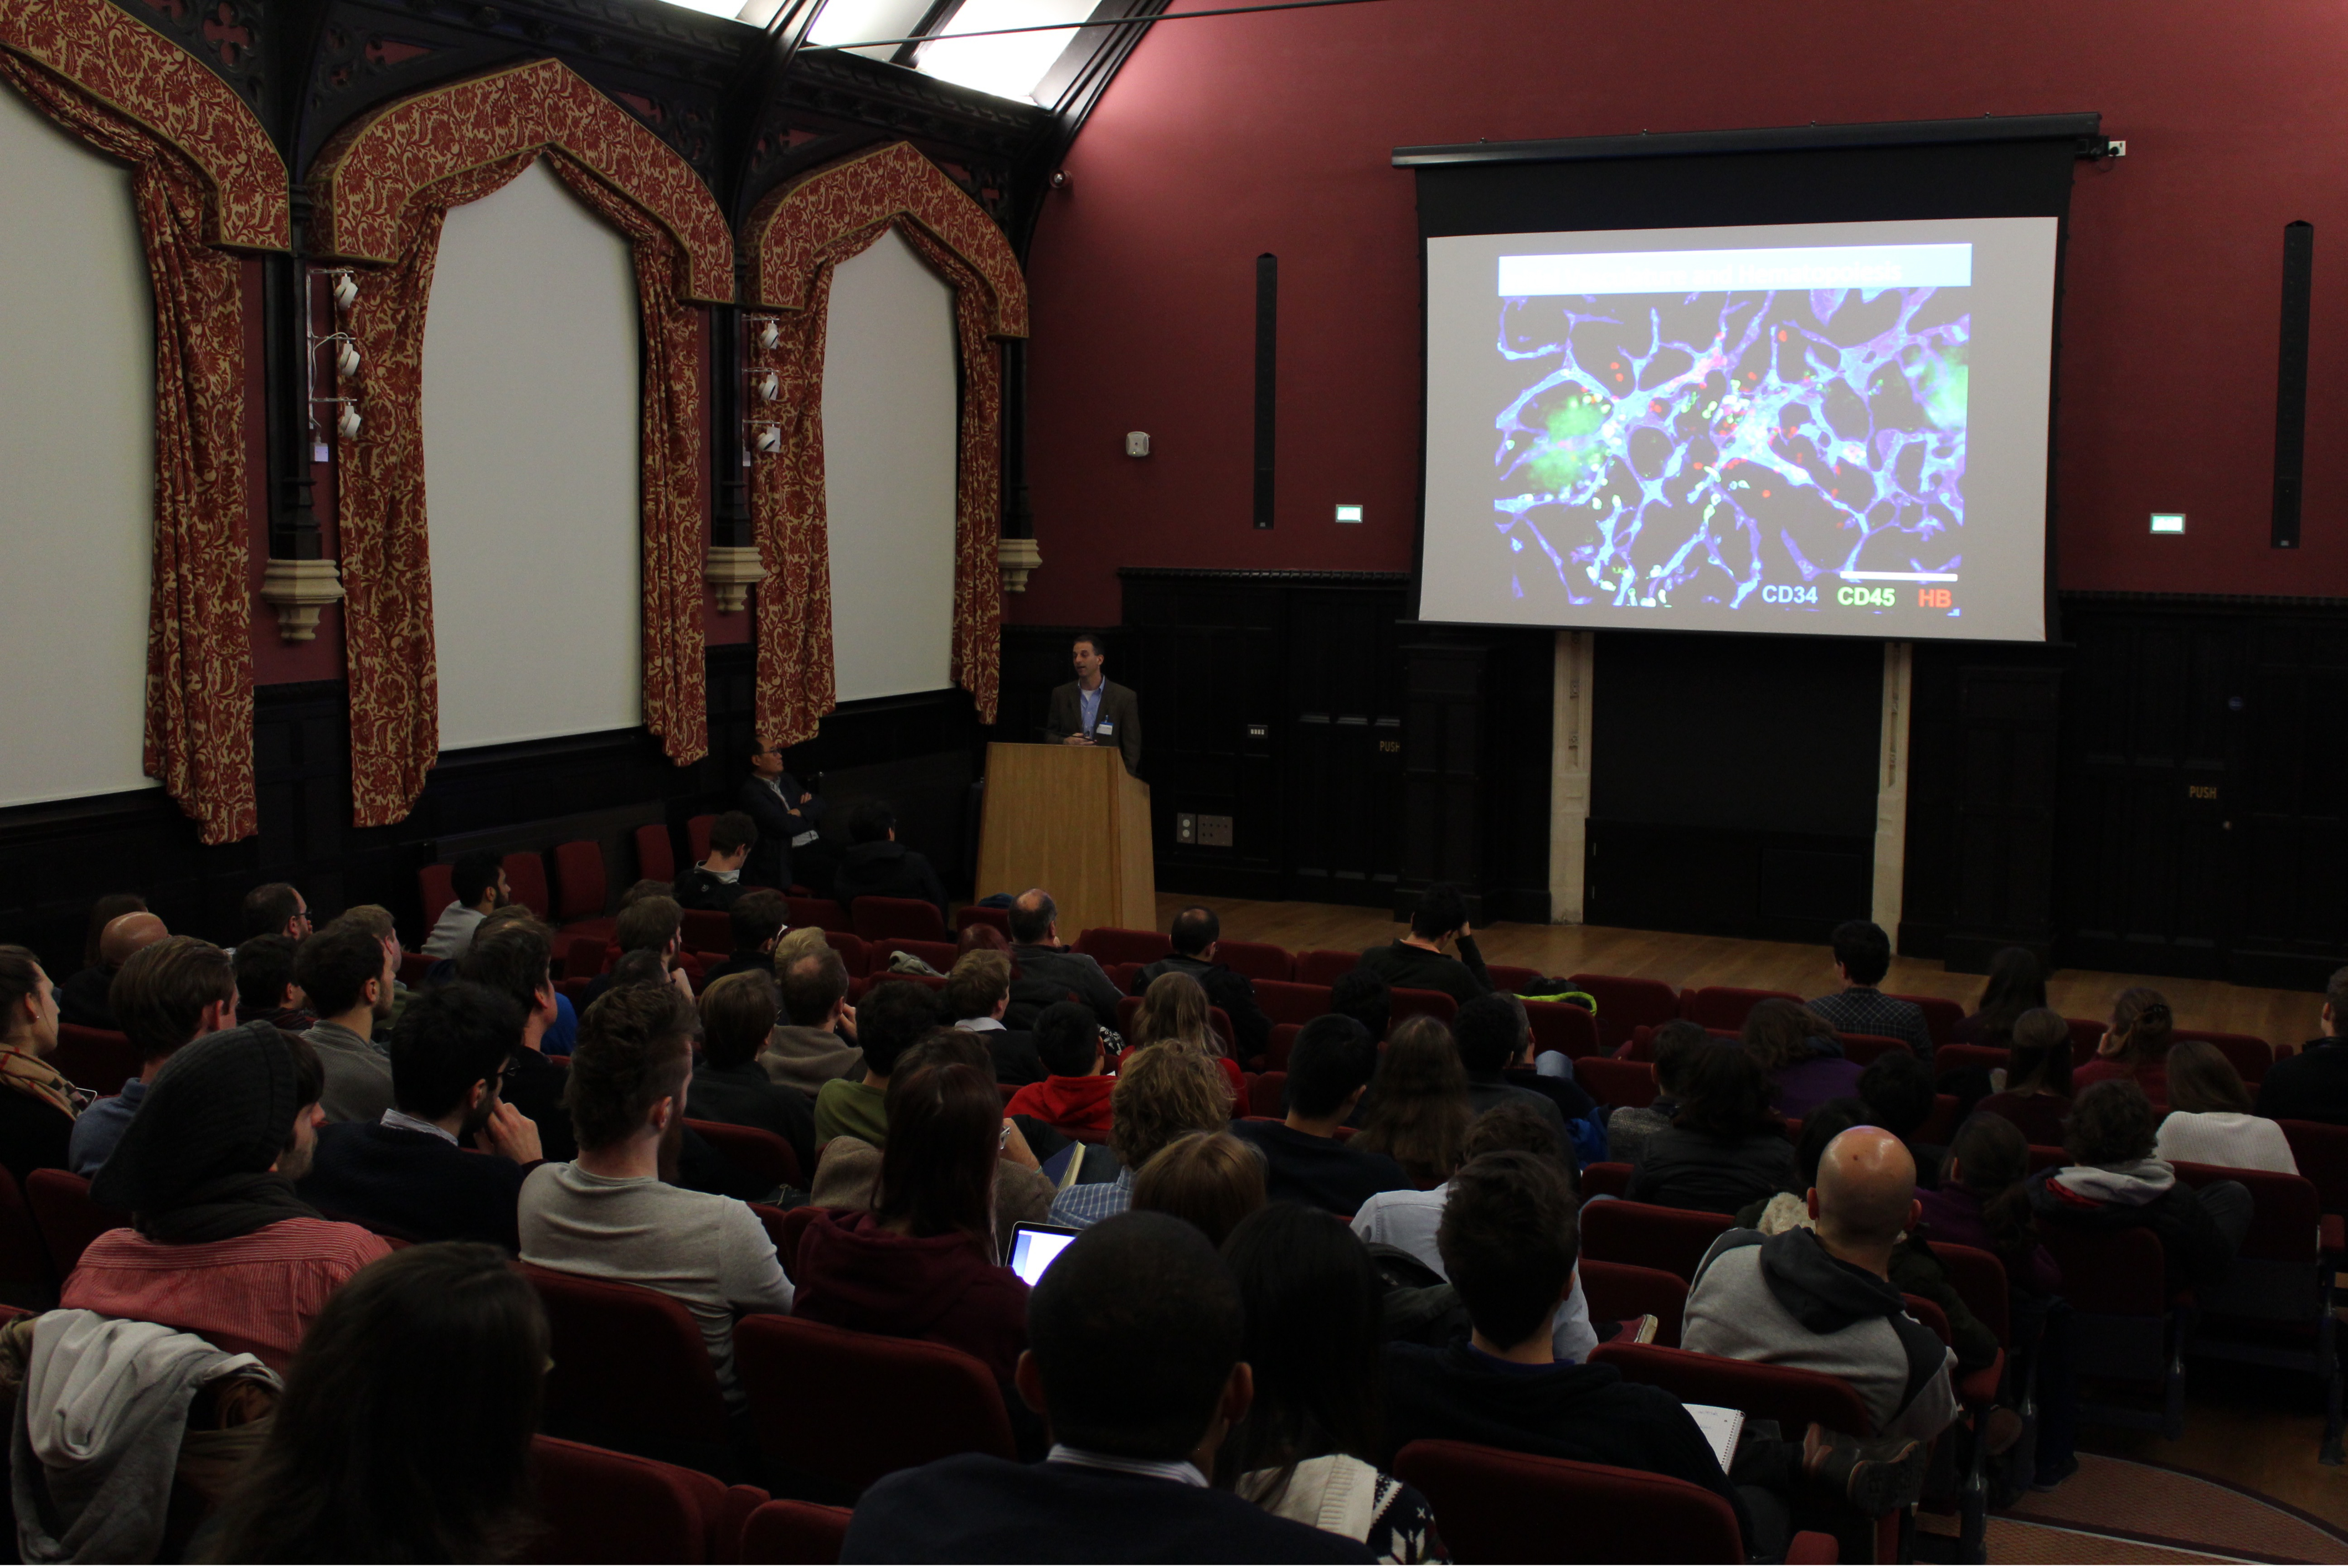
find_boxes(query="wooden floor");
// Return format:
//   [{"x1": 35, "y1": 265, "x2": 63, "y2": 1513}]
[
  {"x1": 1157, "y1": 893, "x2": 2348, "y2": 1532},
  {"x1": 1157, "y1": 894, "x2": 2332, "y2": 1045}
]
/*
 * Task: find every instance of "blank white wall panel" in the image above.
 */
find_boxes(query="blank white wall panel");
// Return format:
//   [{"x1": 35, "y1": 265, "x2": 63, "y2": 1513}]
[
  {"x1": 425, "y1": 158, "x2": 640, "y2": 750},
  {"x1": 822, "y1": 227, "x2": 959, "y2": 703},
  {"x1": 0, "y1": 86, "x2": 157, "y2": 807}
]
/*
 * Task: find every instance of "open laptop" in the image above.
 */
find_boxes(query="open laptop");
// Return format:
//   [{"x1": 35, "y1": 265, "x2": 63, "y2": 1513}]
[{"x1": 1007, "y1": 1221, "x2": 1079, "y2": 1287}]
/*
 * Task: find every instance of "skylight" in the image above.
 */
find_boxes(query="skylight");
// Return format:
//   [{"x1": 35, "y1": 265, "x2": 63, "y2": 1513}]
[
  {"x1": 913, "y1": 0, "x2": 1100, "y2": 104},
  {"x1": 799, "y1": 0, "x2": 936, "y2": 58}
]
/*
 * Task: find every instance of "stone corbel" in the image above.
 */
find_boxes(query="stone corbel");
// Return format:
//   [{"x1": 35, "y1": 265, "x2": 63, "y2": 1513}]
[
  {"x1": 998, "y1": 535, "x2": 1041, "y2": 593},
  {"x1": 258, "y1": 556, "x2": 345, "y2": 642},
  {"x1": 706, "y1": 544, "x2": 769, "y2": 613}
]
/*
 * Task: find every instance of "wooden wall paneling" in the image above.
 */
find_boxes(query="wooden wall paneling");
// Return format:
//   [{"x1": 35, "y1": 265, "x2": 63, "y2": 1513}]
[
  {"x1": 1285, "y1": 587, "x2": 1407, "y2": 908},
  {"x1": 1897, "y1": 641, "x2": 1963, "y2": 958},
  {"x1": 1400, "y1": 641, "x2": 1488, "y2": 916},
  {"x1": 1479, "y1": 629, "x2": 1556, "y2": 922},
  {"x1": 2235, "y1": 615, "x2": 2348, "y2": 985},
  {"x1": 1945, "y1": 663, "x2": 2063, "y2": 972}
]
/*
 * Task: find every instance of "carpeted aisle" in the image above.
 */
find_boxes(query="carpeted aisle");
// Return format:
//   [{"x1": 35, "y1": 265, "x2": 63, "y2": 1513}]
[{"x1": 1918, "y1": 1453, "x2": 2348, "y2": 1564}]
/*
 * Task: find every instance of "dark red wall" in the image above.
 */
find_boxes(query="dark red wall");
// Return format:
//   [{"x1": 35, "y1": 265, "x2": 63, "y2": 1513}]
[{"x1": 1016, "y1": 0, "x2": 2348, "y2": 626}]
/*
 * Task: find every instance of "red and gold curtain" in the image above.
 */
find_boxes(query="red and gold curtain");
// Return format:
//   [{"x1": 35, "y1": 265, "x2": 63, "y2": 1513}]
[
  {"x1": 0, "y1": 0, "x2": 291, "y2": 846},
  {"x1": 742, "y1": 141, "x2": 1028, "y2": 748},
  {"x1": 309, "y1": 60, "x2": 732, "y2": 827}
]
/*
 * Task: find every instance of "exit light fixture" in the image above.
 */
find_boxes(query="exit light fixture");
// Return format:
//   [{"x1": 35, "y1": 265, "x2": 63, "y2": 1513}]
[
  {"x1": 1334, "y1": 503, "x2": 1364, "y2": 524},
  {"x1": 2150, "y1": 512, "x2": 2186, "y2": 534}
]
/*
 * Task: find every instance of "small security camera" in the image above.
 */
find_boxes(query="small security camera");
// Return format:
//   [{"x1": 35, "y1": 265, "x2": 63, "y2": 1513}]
[{"x1": 1048, "y1": 170, "x2": 1069, "y2": 190}]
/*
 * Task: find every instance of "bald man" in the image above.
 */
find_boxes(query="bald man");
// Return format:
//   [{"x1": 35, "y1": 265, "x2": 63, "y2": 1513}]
[
  {"x1": 1684, "y1": 1126, "x2": 1957, "y2": 1502},
  {"x1": 1005, "y1": 888, "x2": 1123, "y2": 1029},
  {"x1": 57, "y1": 911, "x2": 169, "y2": 1031}
]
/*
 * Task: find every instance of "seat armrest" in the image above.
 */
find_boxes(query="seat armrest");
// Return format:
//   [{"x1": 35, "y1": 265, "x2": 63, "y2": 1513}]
[{"x1": 1787, "y1": 1529, "x2": 1840, "y2": 1563}]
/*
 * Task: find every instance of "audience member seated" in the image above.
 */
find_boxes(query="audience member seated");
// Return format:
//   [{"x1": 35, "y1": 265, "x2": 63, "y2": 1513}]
[
  {"x1": 2027, "y1": 1079, "x2": 2248, "y2": 1294},
  {"x1": 1732, "y1": 1100, "x2": 2001, "y2": 1384},
  {"x1": 2155, "y1": 1040, "x2": 2297, "y2": 1173},
  {"x1": 1007, "y1": 888, "x2": 1125, "y2": 1029},
  {"x1": 699, "y1": 888, "x2": 791, "y2": 989},
  {"x1": 1132, "y1": 971, "x2": 1245, "y2": 1095},
  {"x1": 1327, "y1": 968, "x2": 1392, "y2": 1046},
  {"x1": 2253, "y1": 964, "x2": 2348, "y2": 1126},
  {"x1": 1219, "y1": 1205, "x2": 1443, "y2": 1561},
  {"x1": 1860, "y1": 1046, "x2": 1948, "y2": 1183},
  {"x1": 675, "y1": 811, "x2": 759, "y2": 912},
  {"x1": 208, "y1": 1242, "x2": 546, "y2": 1562},
  {"x1": 1006, "y1": 1000, "x2": 1119, "y2": 1141},
  {"x1": 301, "y1": 982, "x2": 542, "y2": 1249},
  {"x1": 795, "y1": 1058, "x2": 1033, "y2": 1384},
  {"x1": 688, "y1": 971, "x2": 816, "y2": 1175},
  {"x1": 1132, "y1": 906, "x2": 1274, "y2": 1064},
  {"x1": 1355, "y1": 883, "x2": 1491, "y2": 1007},
  {"x1": 1975, "y1": 1007, "x2": 2074, "y2": 1147},
  {"x1": 814, "y1": 977, "x2": 933, "y2": 1146},
  {"x1": 423, "y1": 850, "x2": 508, "y2": 962},
  {"x1": 71, "y1": 935, "x2": 235, "y2": 1177},
  {"x1": 1231, "y1": 1016, "x2": 1409, "y2": 1215},
  {"x1": 1381, "y1": 1150, "x2": 1777, "y2": 1553},
  {"x1": 73, "y1": 893, "x2": 147, "y2": 980},
  {"x1": 1626, "y1": 1039, "x2": 1794, "y2": 1214},
  {"x1": 1690, "y1": 1128, "x2": 1950, "y2": 1435},
  {"x1": 1051, "y1": 1043, "x2": 1232, "y2": 1229},
  {"x1": 296, "y1": 921, "x2": 398, "y2": 1123},
  {"x1": 1744, "y1": 998, "x2": 1865, "y2": 1117},
  {"x1": 233, "y1": 933, "x2": 313, "y2": 1033},
  {"x1": 1353, "y1": 1103, "x2": 1602, "y2": 1361},
  {"x1": 810, "y1": 1029, "x2": 1052, "y2": 1237},
  {"x1": 1134, "y1": 1130, "x2": 1269, "y2": 1249},
  {"x1": 580, "y1": 896, "x2": 692, "y2": 1012},
  {"x1": 0, "y1": 944, "x2": 83, "y2": 1184},
  {"x1": 946, "y1": 948, "x2": 1046, "y2": 1085},
  {"x1": 765, "y1": 946, "x2": 866, "y2": 1097},
  {"x1": 519, "y1": 983, "x2": 792, "y2": 1405},
  {"x1": 1604, "y1": 1019, "x2": 1706, "y2": 1170},
  {"x1": 845, "y1": 1210, "x2": 1371, "y2": 1563},
  {"x1": 1350, "y1": 1015, "x2": 1471, "y2": 1189},
  {"x1": 1805, "y1": 919, "x2": 1928, "y2": 1061},
  {"x1": 2073, "y1": 987, "x2": 2174, "y2": 1103},
  {"x1": 239, "y1": 880, "x2": 314, "y2": 945},
  {"x1": 58, "y1": 909, "x2": 167, "y2": 1030},
  {"x1": 830, "y1": 798, "x2": 950, "y2": 920},
  {"x1": 75, "y1": 1023, "x2": 389, "y2": 1370},
  {"x1": 1951, "y1": 946, "x2": 2046, "y2": 1049},
  {"x1": 458, "y1": 919, "x2": 578, "y2": 1162},
  {"x1": 1451, "y1": 994, "x2": 1573, "y2": 1148},
  {"x1": 338, "y1": 901, "x2": 425, "y2": 1035}
]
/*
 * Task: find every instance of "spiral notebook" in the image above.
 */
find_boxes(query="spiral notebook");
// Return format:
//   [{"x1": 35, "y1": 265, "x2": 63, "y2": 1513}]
[{"x1": 1683, "y1": 1403, "x2": 1747, "y2": 1471}]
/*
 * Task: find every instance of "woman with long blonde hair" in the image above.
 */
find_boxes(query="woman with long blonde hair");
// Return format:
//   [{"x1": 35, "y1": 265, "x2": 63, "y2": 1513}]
[{"x1": 1132, "y1": 971, "x2": 1243, "y2": 1094}]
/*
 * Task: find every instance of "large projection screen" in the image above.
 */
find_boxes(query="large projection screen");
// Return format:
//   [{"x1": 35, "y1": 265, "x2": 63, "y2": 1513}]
[
  {"x1": 425, "y1": 159, "x2": 641, "y2": 751},
  {"x1": 1419, "y1": 216, "x2": 2058, "y2": 642}
]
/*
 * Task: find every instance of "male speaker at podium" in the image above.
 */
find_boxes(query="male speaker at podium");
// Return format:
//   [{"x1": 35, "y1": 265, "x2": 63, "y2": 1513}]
[{"x1": 1044, "y1": 630, "x2": 1141, "y2": 775}]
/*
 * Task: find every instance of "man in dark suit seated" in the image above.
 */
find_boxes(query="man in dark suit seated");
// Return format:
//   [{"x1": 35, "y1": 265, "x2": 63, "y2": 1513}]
[
  {"x1": 1007, "y1": 888, "x2": 1124, "y2": 1030},
  {"x1": 945, "y1": 949, "x2": 1046, "y2": 1085},
  {"x1": 737, "y1": 740, "x2": 825, "y2": 893},
  {"x1": 1229, "y1": 1015, "x2": 1409, "y2": 1215},
  {"x1": 674, "y1": 812, "x2": 758, "y2": 912},
  {"x1": 1131, "y1": 906, "x2": 1272, "y2": 1065},
  {"x1": 830, "y1": 799, "x2": 949, "y2": 922},
  {"x1": 299, "y1": 981, "x2": 543, "y2": 1250},
  {"x1": 1044, "y1": 629, "x2": 1142, "y2": 776},
  {"x1": 698, "y1": 889, "x2": 789, "y2": 991},
  {"x1": 842, "y1": 1210, "x2": 1371, "y2": 1564},
  {"x1": 686, "y1": 969, "x2": 816, "y2": 1177},
  {"x1": 2256, "y1": 965, "x2": 2348, "y2": 1126}
]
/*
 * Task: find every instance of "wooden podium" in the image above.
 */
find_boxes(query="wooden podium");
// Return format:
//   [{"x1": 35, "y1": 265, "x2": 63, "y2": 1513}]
[{"x1": 974, "y1": 742, "x2": 1156, "y2": 939}]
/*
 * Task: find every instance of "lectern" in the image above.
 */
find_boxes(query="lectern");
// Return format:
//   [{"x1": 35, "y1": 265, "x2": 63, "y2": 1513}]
[{"x1": 975, "y1": 742, "x2": 1156, "y2": 940}]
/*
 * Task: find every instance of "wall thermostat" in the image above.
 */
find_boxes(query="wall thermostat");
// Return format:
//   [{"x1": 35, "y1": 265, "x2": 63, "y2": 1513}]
[{"x1": 1125, "y1": 431, "x2": 1150, "y2": 457}]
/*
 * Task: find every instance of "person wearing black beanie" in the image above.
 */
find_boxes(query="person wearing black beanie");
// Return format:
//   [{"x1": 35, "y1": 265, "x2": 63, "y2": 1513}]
[{"x1": 65, "y1": 1022, "x2": 392, "y2": 1370}]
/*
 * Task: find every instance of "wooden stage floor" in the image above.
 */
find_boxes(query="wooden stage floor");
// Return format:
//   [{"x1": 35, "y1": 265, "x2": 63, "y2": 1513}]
[
  {"x1": 1157, "y1": 891, "x2": 2348, "y2": 1531},
  {"x1": 1157, "y1": 893, "x2": 2332, "y2": 1047}
]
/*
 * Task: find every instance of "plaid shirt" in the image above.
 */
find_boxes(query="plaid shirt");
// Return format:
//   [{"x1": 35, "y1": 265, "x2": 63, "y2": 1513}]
[
  {"x1": 1047, "y1": 1167, "x2": 1134, "y2": 1230},
  {"x1": 1806, "y1": 987, "x2": 1934, "y2": 1061}
]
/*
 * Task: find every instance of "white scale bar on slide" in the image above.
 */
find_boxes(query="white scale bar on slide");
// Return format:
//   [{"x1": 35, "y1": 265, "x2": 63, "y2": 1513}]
[{"x1": 1838, "y1": 571, "x2": 1959, "y2": 582}]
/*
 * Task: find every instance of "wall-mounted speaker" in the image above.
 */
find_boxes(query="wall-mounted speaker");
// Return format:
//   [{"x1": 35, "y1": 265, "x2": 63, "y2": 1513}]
[{"x1": 2273, "y1": 220, "x2": 2314, "y2": 550}]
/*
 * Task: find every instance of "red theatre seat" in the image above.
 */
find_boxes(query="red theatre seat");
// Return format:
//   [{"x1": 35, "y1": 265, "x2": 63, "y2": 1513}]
[
  {"x1": 1526, "y1": 998, "x2": 1600, "y2": 1060},
  {"x1": 1837, "y1": 1033, "x2": 1911, "y2": 1067},
  {"x1": 873, "y1": 938, "x2": 957, "y2": 976},
  {"x1": 0, "y1": 1167, "x2": 55, "y2": 1297},
  {"x1": 418, "y1": 862, "x2": 456, "y2": 932},
  {"x1": 1266, "y1": 1022, "x2": 1301, "y2": 1070},
  {"x1": 2064, "y1": 1017, "x2": 2106, "y2": 1066},
  {"x1": 789, "y1": 897, "x2": 852, "y2": 934},
  {"x1": 1579, "y1": 1200, "x2": 1736, "y2": 1283},
  {"x1": 523, "y1": 1435, "x2": 765, "y2": 1565},
  {"x1": 851, "y1": 897, "x2": 947, "y2": 944},
  {"x1": 634, "y1": 823, "x2": 677, "y2": 885},
  {"x1": 2171, "y1": 1160, "x2": 2339, "y2": 1462},
  {"x1": 822, "y1": 930, "x2": 870, "y2": 978},
  {"x1": 1075, "y1": 926, "x2": 1173, "y2": 966},
  {"x1": 1933, "y1": 1042, "x2": 2007, "y2": 1082},
  {"x1": 1580, "y1": 1257, "x2": 1690, "y2": 1348},
  {"x1": 1886, "y1": 993, "x2": 1966, "y2": 1049},
  {"x1": 687, "y1": 814, "x2": 715, "y2": 866},
  {"x1": 1253, "y1": 979, "x2": 1331, "y2": 1027},
  {"x1": 552, "y1": 840, "x2": 617, "y2": 942},
  {"x1": 25, "y1": 1168, "x2": 128, "y2": 1278},
  {"x1": 2038, "y1": 1223, "x2": 2185, "y2": 1439},
  {"x1": 2282, "y1": 1120, "x2": 2348, "y2": 1230},
  {"x1": 1296, "y1": 948, "x2": 1359, "y2": 988},
  {"x1": 1393, "y1": 1439, "x2": 1836, "y2": 1564},
  {"x1": 520, "y1": 1263, "x2": 737, "y2": 1469},
  {"x1": 733, "y1": 1314, "x2": 1015, "y2": 1496},
  {"x1": 1389, "y1": 988, "x2": 1458, "y2": 1028},
  {"x1": 1248, "y1": 1071, "x2": 1289, "y2": 1119},
  {"x1": 2173, "y1": 1029, "x2": 2277, "y2": 1084},
  {"x1": 738, "y1": 1500, "x2": 853, "y2": 1565},
  {"x1": 501, "y1": 852, "x2": 550, "y2": 920},
  {"x1": 1214, "y1": 940, "x2": 1294, "y2": 983},
  {"x1": 954, "y1": 905, "x2": 1011, "y2": 936},
  {"x1": 1680, "y1": 986, "x2": 1802, "y2": 1031},
  {"x1": 1574, "y1": 1056, "x2": 1659, "y2": 1110},
  {"x1": 1569, "y1": 973, "x2": 1683, "y2": 1055},
  {"x1": 687, "y1": 1118, "x2": 802, "y2": 1194},
  {"x1": 563, "y1": 936, "x2": 609, "y2": 985},
  {"x1": 55, "y1": 1025, "x2": 138, "y2": 1098}
]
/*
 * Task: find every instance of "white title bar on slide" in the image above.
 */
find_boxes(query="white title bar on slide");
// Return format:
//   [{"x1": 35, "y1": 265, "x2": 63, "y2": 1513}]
[{"x1": 1497, "y1": 244, "x2": 1974, "y2": 297}]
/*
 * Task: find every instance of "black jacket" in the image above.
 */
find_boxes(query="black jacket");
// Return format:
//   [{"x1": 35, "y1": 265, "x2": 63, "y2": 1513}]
[
  {"x1": 698, "y1": 950, "x2": 773, "y2": 991},
  {"x1": 1628, "y1": 1126, "x2": 1796, "y2": 1215},
  {"x1": 54, "y1": 967, "x2": 120, "y2": 1031},
  {"x1": 845, "y1": 1455, "x2": 1368, "y2": 1564},
  {"x1": 1009, "y1": 945, "x2": 1124, "y2": 1031},
  {"x1": 1354, "y1": 937, "x2": 1492, "y2": 1007},
  {"x1": 1131, "y1": 954, "x2": 1271, "y2": 1061},
  {"x1": 688, "y1": 1059, "x2": 817, "y2": 1175},
  {"x1": 1229, "y1": 1120, "x2": 1410, "y2": 1216},
  {"x1": 2255, "y1": 1038, "x2": 2348, "y2": 1127},
  {"x1": 1043, "y1": 679, "x2": 1143, "y2": 775},
  {"x1": 959, "y1": 1025, "x2": 1047, "y2": 1087},
  {"x1": 673, "y1": 865, "x2": 749, "y2": 912},
  {"x1": 831, "y1": 840, "x2": 949, "y2": 921},
  {"x1": 738, "y1": 773, "x2": 822, "y2": 892},
  {"x1": 1465, "y1": 1070, "x2": 1572, "y2": 1148},
  {"x1": 0, "y1": 1091, "x2": 75, "y2": 1187},
  {"x1": 2025, "y1": 1165, "x2": 2234, "y2": 1294},
  {"x1": 1382, "y1": 1339, "x2": 1753, "y2": 1554},
  {"x1": 299, "y1": 1120, "x2": 531, "y2": 1251}
]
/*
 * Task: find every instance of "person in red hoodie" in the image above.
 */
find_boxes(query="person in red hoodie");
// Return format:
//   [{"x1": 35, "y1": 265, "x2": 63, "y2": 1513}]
[
  {"x1": 1005, "y1": 1002, "x2": 1116, "y2": 1143},
  {"x1": 794, "y1": 1057, "x2": 1032, "y2": 1383}
]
